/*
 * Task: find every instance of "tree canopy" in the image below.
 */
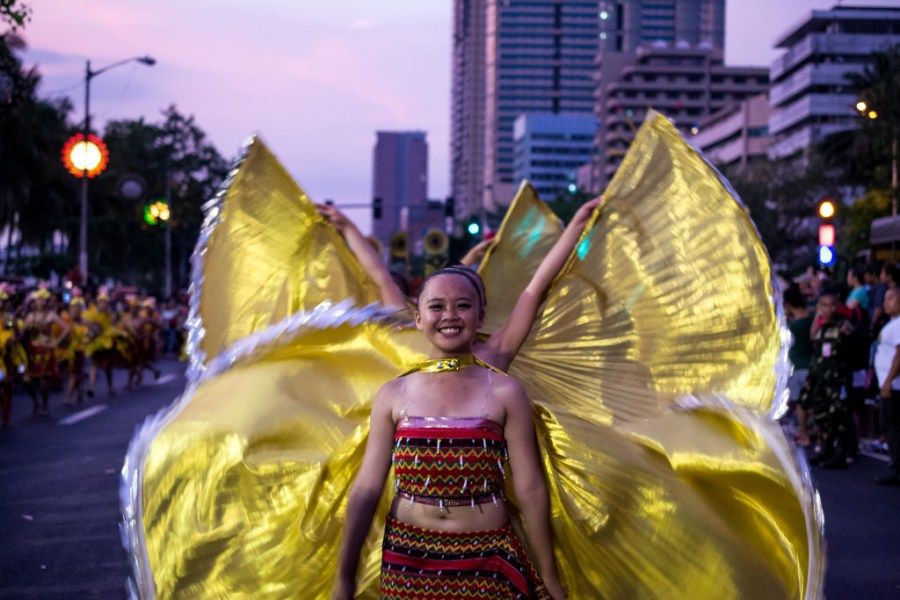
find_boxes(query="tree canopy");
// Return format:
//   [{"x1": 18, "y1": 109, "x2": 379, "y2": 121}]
[{"x1": 0, "y1": 32, "x2": 228, "y2": 294}]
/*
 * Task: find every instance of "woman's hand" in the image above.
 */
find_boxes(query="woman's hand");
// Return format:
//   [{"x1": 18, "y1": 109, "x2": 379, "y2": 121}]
[
  {"x1": 567, "y1": 196, "x2": 603, "y2": 231},
  {"x1": 460, "y1": 239, "x2": 493, "y2": 266},
  {"x1": 316, "y1": 203, "x2": 354, "y2": 234}
]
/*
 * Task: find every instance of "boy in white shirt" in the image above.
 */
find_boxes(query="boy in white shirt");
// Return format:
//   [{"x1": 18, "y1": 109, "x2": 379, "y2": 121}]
[{"x1": 873, "y1": 287, "x2": 900, "y2": 484}]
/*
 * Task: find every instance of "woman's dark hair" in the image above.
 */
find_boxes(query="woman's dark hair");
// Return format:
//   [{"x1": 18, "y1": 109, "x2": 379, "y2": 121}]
[
  {"x1": 883, "y1": 262, "x2": 898, "y2": 286},
  {"x1": 848, "y1": 266, "x2": 865, "y2": 285},
  {"x1": 417, "y1": 265, "x2": 486, "y2": 311}
]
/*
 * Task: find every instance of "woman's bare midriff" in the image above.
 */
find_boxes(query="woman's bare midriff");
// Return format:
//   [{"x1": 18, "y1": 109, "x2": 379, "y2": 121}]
[{"x1": 390, "y1": 496, "x2": 509, "y2": 532}]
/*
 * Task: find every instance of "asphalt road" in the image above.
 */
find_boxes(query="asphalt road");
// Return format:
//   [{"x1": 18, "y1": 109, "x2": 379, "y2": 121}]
[{"x1": 0, "y1": 363, "x2": 898, "y2": 599}]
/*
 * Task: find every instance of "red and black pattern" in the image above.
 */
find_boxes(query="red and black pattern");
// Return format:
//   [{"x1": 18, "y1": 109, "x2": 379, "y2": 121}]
[
  {"x1": 27, "y1": 344, "x2": 58, "y2": 380},
  {"x1": 381, "y1": 516, "x2": 550, "y2": 599},
  {"x1": 393, "y1": 417, "x2": 507, "y2": 507}
]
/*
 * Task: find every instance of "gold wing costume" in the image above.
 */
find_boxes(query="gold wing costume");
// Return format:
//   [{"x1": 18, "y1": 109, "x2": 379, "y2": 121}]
[{"x1": 122, "y1": 113, "x2": 824, "y2": 599}]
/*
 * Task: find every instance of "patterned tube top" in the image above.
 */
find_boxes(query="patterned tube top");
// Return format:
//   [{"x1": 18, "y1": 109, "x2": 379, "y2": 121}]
[{"x1": 392, "y1": 416, "x2": 507, "y2": 508}]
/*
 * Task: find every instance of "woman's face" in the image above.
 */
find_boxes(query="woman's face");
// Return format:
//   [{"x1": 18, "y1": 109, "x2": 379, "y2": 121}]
[{"x1": 415, "y1": 273, "x2": 484, "y2": 356}]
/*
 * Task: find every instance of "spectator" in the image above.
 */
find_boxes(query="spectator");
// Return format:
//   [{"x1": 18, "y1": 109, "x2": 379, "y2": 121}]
[
  {"x1": 873, "y1": 287, "x2": 900, "y2": 485},
  {"x1": 881, "y1": 262, "x2": 898, "y2": 290},
  {"x1": 867, "y1": 262, "x2": 887, "y2": 335},
  {"x1": 799, "y1": 289, "x2": 853, "y2": 468},
  {"x1": 842, "y1": 270, "x2": 872, "y2": 464},
  {"x1": 785, "y1": 286, "x2": 814, "y2": 447},
  {"x1": 160, "y1": 298, "x2": 179, "y2": 355},
  {"x1": 845, "y1": 266, "x2": 868, "y2": 314}
]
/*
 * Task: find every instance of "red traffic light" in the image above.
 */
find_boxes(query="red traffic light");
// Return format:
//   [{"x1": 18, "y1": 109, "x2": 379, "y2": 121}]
[{"x1": 818, "y1": 223, "x2": 835, "y2": 246}]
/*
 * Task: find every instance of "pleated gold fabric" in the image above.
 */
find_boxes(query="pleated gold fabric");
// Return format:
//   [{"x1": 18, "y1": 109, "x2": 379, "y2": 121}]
[
  {"x1": 478, "y1": 181, "x2": 563, "y2": 335},
  {"x1": 193, "y1": 139, "x2": 380, "y2": 366},
  {"x1": 510, "y1": 110, "x2": 784, "y2": 423},
  {"x1": 125, "y1": 114, "x2": 823, "y2": 599}
]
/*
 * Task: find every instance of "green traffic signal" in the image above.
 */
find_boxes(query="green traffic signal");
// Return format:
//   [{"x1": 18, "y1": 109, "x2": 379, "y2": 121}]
[{"x1": 143, "y1": 199, "x2": 170, "y2": 226}]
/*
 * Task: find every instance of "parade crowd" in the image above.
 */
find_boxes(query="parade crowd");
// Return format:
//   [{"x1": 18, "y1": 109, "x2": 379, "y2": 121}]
[
  {"x1": 784, "y1": 262, "x2": 900, "y2": 485},
  {"x1": 0, "y1": 284, "x2": 188, "y2": 428}
]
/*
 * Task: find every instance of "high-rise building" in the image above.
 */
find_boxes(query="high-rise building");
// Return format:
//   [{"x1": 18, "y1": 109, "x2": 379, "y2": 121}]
[
  {"x1": 768, "y1": 5, "x2": 900, "y2": 161},
  {"x1": 513, "y1": 112, "x2": 597, "y2": 199},
  {"x1": 597, "y1": 0, "x2": 725, "y2": 53},
  {"x1": 691, "y1": 93, "x2": 771, "y2": 173},
  {"x1": 451, "y1": 0, "x2": 600, "y2": 223},
  {"x1": 594, "y1": 45, "x2": 769, "y2": 187},
  {"x1": 372, "y1": 131, "x2": 428, "y2": 248}
]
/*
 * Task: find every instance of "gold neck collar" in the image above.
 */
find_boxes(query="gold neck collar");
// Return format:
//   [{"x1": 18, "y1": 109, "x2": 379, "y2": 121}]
[{"x1": 399, "y1": 354, "x2": 505, "y2": 376}]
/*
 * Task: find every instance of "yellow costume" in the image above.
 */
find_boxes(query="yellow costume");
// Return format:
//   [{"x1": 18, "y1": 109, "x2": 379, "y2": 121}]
[
  {"x1": 86, "y1": 305, "x2": 134, "y2": 365},
  {"x1": 122, "y1": 113, "x2": 824, "y2": 599},
  {"x1": 84, "y1": 305, "x2": 117, "y2": 356},
  {"x1": 0, "y1": 324, "x2": 27, "y2": 380}
]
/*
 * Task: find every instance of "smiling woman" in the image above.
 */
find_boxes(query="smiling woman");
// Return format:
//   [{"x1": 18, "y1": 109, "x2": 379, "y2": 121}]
[{"x1": 334, "y1": 267, "x2": 563, "y2": 599}]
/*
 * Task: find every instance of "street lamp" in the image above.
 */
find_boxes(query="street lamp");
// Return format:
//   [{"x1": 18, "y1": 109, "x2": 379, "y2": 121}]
[
  {"x1": 856, "y1": 97, "x2": 897, "y2": 216},
  {"x1": 78, "y1": 55, "x2": 155, "y2": 281}
]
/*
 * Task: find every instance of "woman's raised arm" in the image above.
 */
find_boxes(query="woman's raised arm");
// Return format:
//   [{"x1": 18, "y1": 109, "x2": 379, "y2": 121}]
[
  {"x1": 480, "y1": 196, "x2": 602, "y2": 371},
  {"x1": 317, "y1": 204, "x2": 407, "y2": 308}
]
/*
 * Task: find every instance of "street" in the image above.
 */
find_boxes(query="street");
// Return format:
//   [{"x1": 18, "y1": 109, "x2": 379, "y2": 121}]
[{"x1": 0, "y1": 364, "x2": 898, "y2": 599}]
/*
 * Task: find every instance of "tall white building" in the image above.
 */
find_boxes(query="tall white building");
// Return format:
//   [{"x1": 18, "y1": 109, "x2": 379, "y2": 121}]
[
  {"x1": 768, "y1": 5, "x2": 900, "y2": 160},
  {"x1": 451, "y1": 0, "x2": 600, "y2": 222},
  {"x1": 513, "y1": 112, "x2": 597, "y2": 199}
]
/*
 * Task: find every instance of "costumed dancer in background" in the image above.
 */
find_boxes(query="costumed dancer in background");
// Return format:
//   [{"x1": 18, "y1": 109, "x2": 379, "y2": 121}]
[
  {"x1": 121, "y1": 296, "x2": 144, "y2": 389},
  {"x1": 135, "y1": 298, "x2": 162, "y2": 384},
  {"x1": 22, "y1": 288, "x2": 69, "y2": 416},
  {"x1": 84, "y1": 292, "x2": 120, "y2": 397},
  {"x1": 0, "y1": 287, "x2": 27, "y2": 428},
  {"x1": 335, "y1": 267, "x2": 562, "y2": 599},
  {"x1": 62, "y1": 295, "x2": 89, "y2": 406}
]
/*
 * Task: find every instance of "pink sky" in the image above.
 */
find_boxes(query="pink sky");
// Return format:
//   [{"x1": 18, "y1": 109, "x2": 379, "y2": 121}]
[{"x1": 20, "y1": 0, "x2": 898, "y2": 233}]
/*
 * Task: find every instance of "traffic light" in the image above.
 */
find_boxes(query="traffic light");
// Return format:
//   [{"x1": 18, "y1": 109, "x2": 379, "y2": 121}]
[
  {"x1": 373, "y1": 197, "x2": 382, "y2": 220},
  {"x1": 817, "y1": 198, "x2": 836, "y2": 220},
  {"x1": 466, "y1": 216, "x2": 481, "y2": 238},
  {"x1": 444, "y1": 197, "x2": 455, "y2": 218},
  {"x1": 817, "y1": 197, "x2": 836, "y2": 267},
  {"x1": 143, "y1": 199, "x2": 170, "y2": 226}
]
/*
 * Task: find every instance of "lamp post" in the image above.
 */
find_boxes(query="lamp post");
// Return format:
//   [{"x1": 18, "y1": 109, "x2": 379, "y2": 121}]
[
  {"x1": 79, "y1": 55, "x2": 155, "y2": 281},
  {"x1": 856, "y1": 99, "x2": 898, "y2": 217}
]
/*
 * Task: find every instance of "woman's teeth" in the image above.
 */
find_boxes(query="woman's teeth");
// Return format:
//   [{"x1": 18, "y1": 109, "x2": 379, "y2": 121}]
[{"x1": 439, "y1": 327, "x2": 461, "y2": 336}]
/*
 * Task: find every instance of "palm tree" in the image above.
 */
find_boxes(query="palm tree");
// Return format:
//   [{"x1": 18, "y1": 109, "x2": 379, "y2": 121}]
[
  {"x1": 819, "y1": 47, "x2": 899, "y2": 185},
  {"x1": 0, "y1": 32, "x2": 75, "y2": 274}
]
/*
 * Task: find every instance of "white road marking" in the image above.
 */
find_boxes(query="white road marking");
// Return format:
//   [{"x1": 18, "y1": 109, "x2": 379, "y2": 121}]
[
  {"x1": 151, "y1": 374, "x2": 176, "y2": 385},
  {"x1": 859, "y1": 449, "x2": 890, "y2": 463},
  {"x1": 58, "y1": 405, "x2": 108, "y2": 426}
]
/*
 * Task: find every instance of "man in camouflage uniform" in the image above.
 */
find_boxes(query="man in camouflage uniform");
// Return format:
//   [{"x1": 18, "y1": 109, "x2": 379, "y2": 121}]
[{"x1": 799, "y1": 290, "x2": 853, "y2": 468}]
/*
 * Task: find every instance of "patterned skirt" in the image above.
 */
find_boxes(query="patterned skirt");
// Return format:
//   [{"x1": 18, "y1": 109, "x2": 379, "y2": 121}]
[
  {"x1": 27, "y1": 344, "x2": 58, "y2": 380},
  {"x1": 381, "y1": 516, "x2": 550, "y2": 599}
]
